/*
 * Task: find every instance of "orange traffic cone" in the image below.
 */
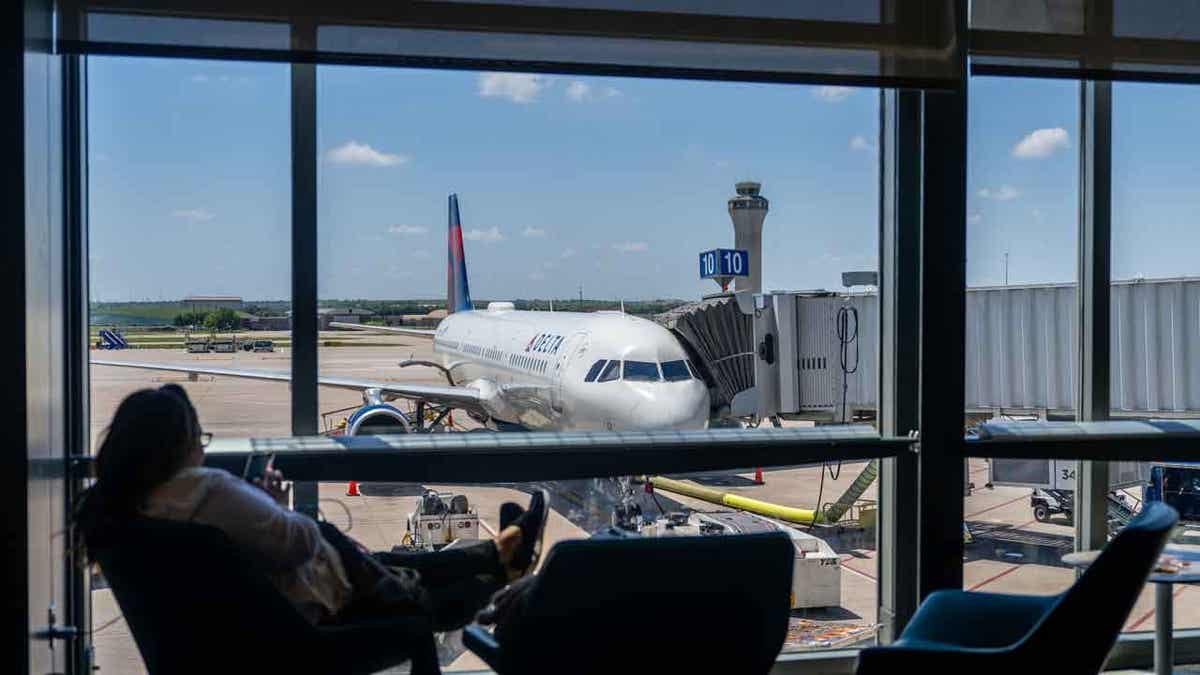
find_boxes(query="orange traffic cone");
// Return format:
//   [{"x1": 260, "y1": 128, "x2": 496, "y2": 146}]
[
  {"x1": 346, "y1": 481, "x2": 361, "y2": 497},
  {"x1": 753, "y1": 468, "x2": 764, "y2": 485}
]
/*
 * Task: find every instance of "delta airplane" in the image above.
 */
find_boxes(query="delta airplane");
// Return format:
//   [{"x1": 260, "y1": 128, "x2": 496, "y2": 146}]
[{"x1": 93, "y1": 195, "x2": 711, "y2": 434}]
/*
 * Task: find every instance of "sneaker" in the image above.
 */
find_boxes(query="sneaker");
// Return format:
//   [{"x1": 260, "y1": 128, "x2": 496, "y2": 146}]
[
  {"x1": 499, "y1": 501, "x2": 524, "y2": 532},
  {"x1": 510, "y1": 489, "x2": 549, "y2": 576}
]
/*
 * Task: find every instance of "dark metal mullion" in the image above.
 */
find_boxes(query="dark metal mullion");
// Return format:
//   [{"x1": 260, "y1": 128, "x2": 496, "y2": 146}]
[
  {"x1": 290, "y1": 58, "x2": 319, "y2": 517},
  {"x1": 62, "y1": 53, "x2": 92, "y2": 675},
  {"x1": 64, "y1": 0, "x2": 931, "y2": 51},
  {"x1": 877, "y1": 88, "x2": 922, "y2": 642},
  {"x1": 56, "y1": 41, "x2": 955, "y2": 91},
  {"x1": 1076, "y1": 79, "x2": 1112, "y2": 553},
  {"x1": 916, "y1": 0, "x2": 968, "y2": 595}
]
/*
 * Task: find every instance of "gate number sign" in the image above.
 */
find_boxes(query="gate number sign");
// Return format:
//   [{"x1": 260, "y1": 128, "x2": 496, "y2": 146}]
[{"x1": 699, "y1": 249, "x2": 749, "y2": 279}]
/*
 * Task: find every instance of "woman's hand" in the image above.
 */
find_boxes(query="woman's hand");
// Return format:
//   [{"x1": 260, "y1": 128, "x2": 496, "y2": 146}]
[{"x1": 254, "y1": 468, "x2": 290, "y2": 507}]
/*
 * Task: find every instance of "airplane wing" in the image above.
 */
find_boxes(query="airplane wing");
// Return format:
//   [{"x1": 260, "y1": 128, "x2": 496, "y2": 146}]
[
  {"x1": 90, "y1": 359, "x2": 483, "y2": 411},
  {"x1": 329, "y1": 322, "x2": 436, "y2": 338}
]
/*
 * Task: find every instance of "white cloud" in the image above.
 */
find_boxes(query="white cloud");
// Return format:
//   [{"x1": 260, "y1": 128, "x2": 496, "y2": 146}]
[
  {"x1": 1012, "y1": 127, "x2": 1069, "y2": 159},
  {"x1": 528, "y1": 271, "x2": 546, "y2": 281},
  {"x1": 478, "y1": 73, "x2": 547, "y2": 104},
  {"x1": 561, "y1": 248, "x2": 577, "y2": 259},
  {"x1": 522, "y1": 226, "x2": 546, "y2": 238},
  {"x1": 613, "y1": 241, "x2": 648, "y2": 253},
  {"x1": 849, "y1": 135, "x2": 874, "y2": 152},
  {"x1": 967, "y1": 213, "x2": 983, "y2": 225},
  {"x1": 388, "y1": 225, "x2": 428, "y2": 235},
  {"x1": 191, "y1": 74, "x2": 250, "y2": 85},
  {"x1": 172, "y1": 208, "x2": 214, "y2": 222},
  {"x1": 566, "y1": 81, "x2": 591, "y2": 102},
  {"x1": 464, "y1": 226, "x2": 505, "y2": 242},
  {"x1": 326, "y1": 140, "x2": 408, "y2": 167},
  {"x1": 813, "y1": 86, "x2": 853, "y2": 102},
  {"x1": 976, "y1": 185, "x2": 1020, "y2": 201},
  {"x1": 603, "y1": 87, "x2": 623, "y2": 98}
]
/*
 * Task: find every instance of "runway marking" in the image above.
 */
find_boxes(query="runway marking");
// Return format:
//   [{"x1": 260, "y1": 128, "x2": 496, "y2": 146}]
[
  {"x1": 966, "y1": 494, "x2": 1028, "y2": 519},
  {"x1": 840, "y1": 556, "x2": 877, "y2": 583},
  {"x1": 1128, "y1": 585, "x2": 1191, "y2": 631},
  {"x1": 967, "y1": 564, "x2": 1021, "y2": 591}
]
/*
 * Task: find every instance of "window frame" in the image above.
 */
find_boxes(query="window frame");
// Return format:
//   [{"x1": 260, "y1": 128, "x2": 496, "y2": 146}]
[{"x1": 64, "y1": 3, "x2": 1200, "y2": 671}]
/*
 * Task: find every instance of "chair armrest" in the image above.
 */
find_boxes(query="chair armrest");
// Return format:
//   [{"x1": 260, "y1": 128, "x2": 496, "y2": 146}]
[{"x1": 463, "y1": 623, "x2": 504, "y2": 672}]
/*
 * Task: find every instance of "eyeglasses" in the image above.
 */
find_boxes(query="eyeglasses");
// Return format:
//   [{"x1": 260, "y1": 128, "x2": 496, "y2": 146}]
[{"x1": 200, "y1": 432, "x2": 213, "y2": 448}]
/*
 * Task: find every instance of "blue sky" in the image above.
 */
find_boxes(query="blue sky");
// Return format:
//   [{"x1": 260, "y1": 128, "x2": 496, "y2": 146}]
[{"x1": 88, "y1": 57, "x2": 1198, "y2": 302}]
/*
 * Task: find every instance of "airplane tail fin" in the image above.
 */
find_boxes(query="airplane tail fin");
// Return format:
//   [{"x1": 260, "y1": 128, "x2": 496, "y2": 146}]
[{"x1": 447, "y1": 194, "x2": 473, "y2": 313}]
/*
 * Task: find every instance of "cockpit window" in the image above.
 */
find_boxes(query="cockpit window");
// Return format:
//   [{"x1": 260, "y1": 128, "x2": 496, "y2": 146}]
[
  {"x1": 661, "y1": 360, "x2": 691, "y2": 382},
  {"x1": 623, "y1": 360, "x2": 660, "y2": 382},
  {"x1": 597, "y1": 360, "x2": 621, "y2": 382},
  {"x1": 686, "y1": 359, "x2": 701, "y2": 380},
  {"x1": 584, "y1": 360, "x2": 607, "y2": 382}
]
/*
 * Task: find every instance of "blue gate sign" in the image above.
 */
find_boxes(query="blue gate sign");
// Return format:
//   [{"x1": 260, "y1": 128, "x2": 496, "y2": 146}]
[{"x1": 699, "y1": 249, "x2": 749, "y2": 279}]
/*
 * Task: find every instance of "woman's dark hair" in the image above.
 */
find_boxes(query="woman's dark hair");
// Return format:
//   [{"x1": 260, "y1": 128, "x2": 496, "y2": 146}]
[{"x1": 75, "y1": 384, "x2": 201, "y2": 549}]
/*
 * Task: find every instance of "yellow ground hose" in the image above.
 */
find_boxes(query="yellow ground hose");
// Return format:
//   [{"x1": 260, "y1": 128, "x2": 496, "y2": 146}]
[{"x1": 647, "y1": 475, "x2": 819, "y2": 525}]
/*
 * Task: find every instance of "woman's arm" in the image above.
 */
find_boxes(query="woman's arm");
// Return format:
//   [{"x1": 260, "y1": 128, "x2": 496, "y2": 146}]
[{"x1": 199, "y1": 470, "x2": 323, "y2": 569}]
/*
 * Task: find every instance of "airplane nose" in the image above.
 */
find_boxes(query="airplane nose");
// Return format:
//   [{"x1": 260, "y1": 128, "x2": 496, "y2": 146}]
[{"x1": 628, "y1": 381, "x2": 710, "y2": 430}]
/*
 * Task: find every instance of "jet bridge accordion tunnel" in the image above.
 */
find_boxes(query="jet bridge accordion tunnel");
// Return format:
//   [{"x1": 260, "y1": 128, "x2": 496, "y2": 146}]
[
  {"x1": 657, "y1": 291, "x2": 877, "y2": 423},
  {"x1": 661, "y1": 278, "x2": 1200, "y2": 424}
]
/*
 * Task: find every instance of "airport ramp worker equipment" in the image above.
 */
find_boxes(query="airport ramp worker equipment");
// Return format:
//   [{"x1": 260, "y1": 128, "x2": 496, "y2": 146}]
[
  {"x1": 98, "y1": 328, "x2": 129, "y2": 349},
  {"x1": 648, "y1": 475, "x2": 819, "y2": 525},
  {"x1": 1107, "y1": 492, "x2": 1137, "y2": 528},
  {"x1": 820, "y1": 459, "x2": 878, "y2": 525}
]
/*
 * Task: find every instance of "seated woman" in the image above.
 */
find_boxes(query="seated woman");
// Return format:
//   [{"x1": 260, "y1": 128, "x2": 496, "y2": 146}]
[{"x1": 75, "y1": 384, "x2": 548, "y2": 634}]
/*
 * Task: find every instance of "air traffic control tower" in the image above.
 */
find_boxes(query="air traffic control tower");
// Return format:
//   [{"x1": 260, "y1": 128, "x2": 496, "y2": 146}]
[{"x1": 728, "y1": 181, "x2": 769, "y2": 294}]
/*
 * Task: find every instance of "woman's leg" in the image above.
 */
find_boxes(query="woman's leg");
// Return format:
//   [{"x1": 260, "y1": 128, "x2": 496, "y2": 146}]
[
  {"x1": 321, "y1": 522, "x2": 505, "y2": 628},
  {"x1": 374, "y1": 541, "x2": 505, "y2": 588},
  {"x1": 418, "y1": 574, "x2": 507, "y2": 631}
]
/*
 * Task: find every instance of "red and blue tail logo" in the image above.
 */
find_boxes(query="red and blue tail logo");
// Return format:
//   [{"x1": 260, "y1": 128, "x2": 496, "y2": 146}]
[{"x1": 447, "y1": 194, "x2": 473, "y2": 313}]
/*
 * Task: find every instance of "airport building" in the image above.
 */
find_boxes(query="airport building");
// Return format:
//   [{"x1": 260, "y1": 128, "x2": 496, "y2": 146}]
[
  {"x1": 319, "y1": 307, "x2": 376, "y2": 330},
  {"x1": 10, "y1": 2, "x2": 1200, "y2": 675},
  {"x1": 181, "y1": 295, "x2": 244, "y2": 312}
]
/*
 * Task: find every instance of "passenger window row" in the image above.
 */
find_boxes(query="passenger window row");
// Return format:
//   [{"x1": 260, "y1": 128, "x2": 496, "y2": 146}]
[
  {"x1": 508, "y1": 353, "x2": 548, "y2": 374},
  {"x1": 583, "y1": 359, "x2": 699, "y2": 383}
]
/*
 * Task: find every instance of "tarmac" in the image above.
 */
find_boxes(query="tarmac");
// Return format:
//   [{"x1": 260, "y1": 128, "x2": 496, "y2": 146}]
[{"x1": 88, "y1": 335, "x2": 1199, "y2": 673}]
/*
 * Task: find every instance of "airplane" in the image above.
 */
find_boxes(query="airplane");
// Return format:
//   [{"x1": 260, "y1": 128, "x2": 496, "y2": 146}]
[{"x1": 93, "y1": 195, "x2": 711, "y2": 434}]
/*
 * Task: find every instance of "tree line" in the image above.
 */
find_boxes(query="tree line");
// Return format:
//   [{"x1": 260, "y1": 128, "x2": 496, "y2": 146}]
[{"x1": 173, "y1": 308, "x2": 241, "y2": 331}]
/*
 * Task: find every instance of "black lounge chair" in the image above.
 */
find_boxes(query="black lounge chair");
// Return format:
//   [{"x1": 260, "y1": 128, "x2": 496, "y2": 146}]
[
  {"x1": 91, "y1": 517, "x2": 439, "y2": 675},
  {"x1": 856, "y1": 501, "x2": 1178, "y2": 674},
  {"x1": 463, "y1": 531, "x2": 794, "y2": 675}
]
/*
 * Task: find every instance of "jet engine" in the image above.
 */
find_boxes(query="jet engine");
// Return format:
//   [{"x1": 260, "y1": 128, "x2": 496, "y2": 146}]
[{"x1": 344, "y1": 403, "x2": 412, "y2": 435}]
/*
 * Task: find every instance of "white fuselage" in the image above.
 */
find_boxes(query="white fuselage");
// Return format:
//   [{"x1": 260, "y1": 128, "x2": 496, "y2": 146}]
[{"x1": 432, "y1": 307, "x2": 710, "y2": 431}]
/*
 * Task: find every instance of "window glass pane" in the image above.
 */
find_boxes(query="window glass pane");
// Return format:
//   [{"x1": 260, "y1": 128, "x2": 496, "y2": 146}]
[
  {"x1": 964, "y1": 76, "x2": 1079, "y2": 597},
  {"x1": 1111, "y1": 81, "x2": 1200, "y2": 633},
  {"x1": 314, "y1": 64, "x2": 882, "y2": 656},
  {"x1": 623, "y1": 360, "x2": 661, "y2": 382},
  {"x1": 86, "y1": 55, "x2": 291, "y2": 670},
  {"x1": 597, "y1": 360, "x2": 621, "y2": 383},
  {"x1": 661, "y1": 359, "x2": 691, "y2": 381}
]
